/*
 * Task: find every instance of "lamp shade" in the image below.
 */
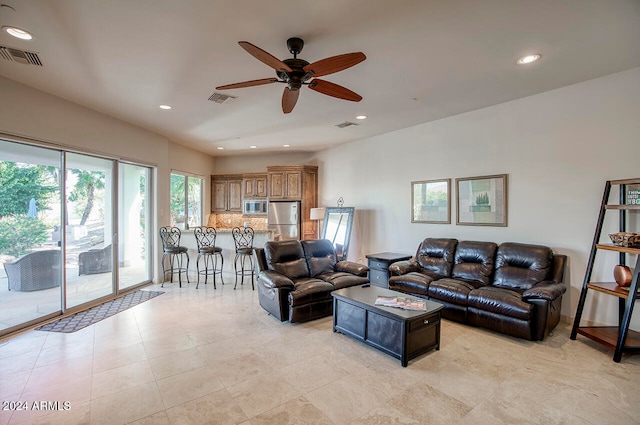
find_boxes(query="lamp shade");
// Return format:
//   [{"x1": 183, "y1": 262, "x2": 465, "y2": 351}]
[{"x1": 310, "y1": 207, "x2": 326, "y2": 220}]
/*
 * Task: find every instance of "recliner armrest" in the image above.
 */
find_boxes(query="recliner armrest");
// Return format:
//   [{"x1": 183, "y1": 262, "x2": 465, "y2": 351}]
[
  {"x1": 336, "y1": 261, "x2": 369, "y2": 277},
  {"x1": 522, "y1": 281, "x2": 567, "y2": 301},
  {"x1": 258, "y1": 270, "x2": 295, "y2": 290},
  {"x1": 388, "y1": 260, "x2": 420, "y2": 276}
]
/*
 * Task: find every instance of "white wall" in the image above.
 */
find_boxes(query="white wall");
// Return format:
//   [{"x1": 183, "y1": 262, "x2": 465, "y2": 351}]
[
  {"x1": 214, "y1": 151, "x2": 315, "y2": 174},
  {"x1": 310, "y1": 67, "x2": 640, "y2": 328}
]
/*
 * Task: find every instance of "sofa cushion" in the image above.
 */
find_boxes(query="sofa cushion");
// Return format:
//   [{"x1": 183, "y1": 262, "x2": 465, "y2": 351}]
[
  {"x1": 427, "y1": 278, "x2": 476, "y2": 305},
  {"x1": 451, "y1": 241, "x2": 497, "y2": 287},
  {"x1": 264, "y1": 240, "x2": 310, "y2": 279},
  {"x1": 493, "y1": 243, "x2": 554, "y2": 291},
  {"x1": 388, "y1": 272, "x2": 436, "y2": 296},
  {"x1": 467, "y1": 286, "x2": 532, "y2": 320},
  {"x1": 415, "y1": 238, "x2": 458, "y2": 277},
  {"x1": 288, "y1": 279, "x2": 335, "y2": 306},
  {"x1": 319, "y1": 272, "x2": 369, "y2": 289},
  {"x1": 301, "y1": 239, "x2": 337, "y2": 277}
]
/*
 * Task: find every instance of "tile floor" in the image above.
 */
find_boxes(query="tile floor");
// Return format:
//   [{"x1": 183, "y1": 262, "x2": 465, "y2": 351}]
[{"x1": 1, "y1": 276, "x2": 639, "y2": 425}]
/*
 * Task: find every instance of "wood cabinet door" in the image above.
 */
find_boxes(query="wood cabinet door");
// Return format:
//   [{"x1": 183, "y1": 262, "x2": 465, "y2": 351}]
[
  {"x1": 243, "y1": 178, "x2": 255, "y2": 197},
  {"x1": 285, "y1": 171, "x2": 302, "y2": 199},
  {"x1": 212, "y1": 180, "x2": 228, "y2": 212},
  {"x1": 255, "y1": 176, "x2": 268, "y2": 197},
  {"x1": 269, "y1": 171, "x2": 285, "y2": 199},
  {"x1": 228, "y1": 180, "x2": 242, "y2": 211}
]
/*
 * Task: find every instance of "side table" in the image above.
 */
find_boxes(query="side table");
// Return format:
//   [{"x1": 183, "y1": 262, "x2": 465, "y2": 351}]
[{"x1": 366, "y1": 252, "x2": 412, "y2": 288}]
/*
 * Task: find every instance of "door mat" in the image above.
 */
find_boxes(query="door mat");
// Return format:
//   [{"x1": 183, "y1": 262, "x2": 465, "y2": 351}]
[{"x1": 35, "y1": 290, "x2": 164, "y2": 333}]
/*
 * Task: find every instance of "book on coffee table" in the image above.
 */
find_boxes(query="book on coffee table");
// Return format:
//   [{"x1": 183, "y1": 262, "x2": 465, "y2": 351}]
[{"x1": 374, "y1": 295, "x2": 427, "y2": 311}]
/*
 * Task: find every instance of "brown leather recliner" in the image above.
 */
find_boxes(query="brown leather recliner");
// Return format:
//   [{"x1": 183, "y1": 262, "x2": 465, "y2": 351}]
[
  {"x1": 389, "y1": 238, "x2": 567, "y2": 341},
  {"x1": 254, "y1": 239, "x2": 369, "y2": 323}
]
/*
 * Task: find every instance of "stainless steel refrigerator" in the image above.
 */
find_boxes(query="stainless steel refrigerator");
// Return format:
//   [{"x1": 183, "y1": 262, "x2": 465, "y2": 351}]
[{"x1": 267, "y1": 201, "x2": 300, "y2": 240}]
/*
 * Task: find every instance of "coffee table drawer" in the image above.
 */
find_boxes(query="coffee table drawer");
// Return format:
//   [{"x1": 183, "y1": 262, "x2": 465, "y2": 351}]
[{"x1": 407, "y1": 315, "x2": 440, "y2": 356}]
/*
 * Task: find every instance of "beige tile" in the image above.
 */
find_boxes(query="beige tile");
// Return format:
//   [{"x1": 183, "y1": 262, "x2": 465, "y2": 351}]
[
  {"x1": 18, "y1": 375, "x2": 92, "y2": 422},
  {"x1": 127, "y1": 411, "x2": 171, "y2": 425},
  {"x1": 156, "y1": 365, "x2": 225, "y2": 408},
  {"x1": 91, "y1": 360, "x2": 156, "y2": 400},
  {"x1": 92, "y1": 342, "x2": 148, "y2": 374},
  {"x1": 227, "y1": 371, "x2": 301, "y2": 417},
  {"x1": 387, "y1": 383, "x2": 473, "y2": 424},
  {"x1": 212, "y1": 353, "x2": 272, "y2": 387},
  {"x1": 24, "y1": 355, "x2": 94, "y2": 392},
  {"x1": 165, "y1": 389, "x2": 247, "y2": 425},
  {"x1": 89, "y1": 382, "x2": 164, "y2": 425},
  {"x1": 350, "y1": 405, "x2": 423, "y2": 425},
  {"x1": 148, "y1": 346, "x2": 207, "y2": 380},
  {"x1": 249, "y1": 396, "x2": 335, "y2": 425}
]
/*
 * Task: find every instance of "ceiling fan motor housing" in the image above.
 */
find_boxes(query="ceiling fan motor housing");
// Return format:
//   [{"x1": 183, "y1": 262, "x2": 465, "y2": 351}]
[{"x1": 278, "y1": 58, "x2": 311, "y2": 91}]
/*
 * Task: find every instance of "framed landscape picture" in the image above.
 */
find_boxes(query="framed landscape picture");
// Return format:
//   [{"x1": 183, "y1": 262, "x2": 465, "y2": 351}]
[
  {"x1": 411, "y1": 178, "x2": 451, "y2": 224},
  {"x1": 456, "y1": 174, "x2": 508, "y2": 226}
]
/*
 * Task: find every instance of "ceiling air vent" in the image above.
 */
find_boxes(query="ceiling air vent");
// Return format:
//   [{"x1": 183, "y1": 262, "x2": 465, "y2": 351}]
[
  {"x1": 208, "y1": 92, "x2": 237, "y2": 104},
  {"x1": 0, "y1": 45, "x2": 43, "y2": 66},
  {"x1": 335, "y1": 121, "x2": 358, "y2": 129}
]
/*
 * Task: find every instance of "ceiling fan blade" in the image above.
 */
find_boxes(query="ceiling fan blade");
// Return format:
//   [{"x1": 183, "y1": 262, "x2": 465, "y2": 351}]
[
  {"x1": 239, "y1": 41, "x2": 293, "y2": 72},
  {"x1": 308, "y1": 79, "x2": 362, "y2": 102},
  {"x1": 303, "y1": 52, "x2": 366, "y2": 77},
  {"x1": 216, "y1": 78, "x2": 278, "y2": 90},
  {"x1": 282, "y1": 87, "x2": 300, "y2": 114}
]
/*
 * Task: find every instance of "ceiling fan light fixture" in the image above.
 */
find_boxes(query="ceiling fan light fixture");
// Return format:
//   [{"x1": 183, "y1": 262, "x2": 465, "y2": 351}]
[
  {"x1": 517, "y1": 54, "x2": 541, "y2": 65},
  {"x1": 3, "y1": 26, "x2": 33, "y2": 40}
]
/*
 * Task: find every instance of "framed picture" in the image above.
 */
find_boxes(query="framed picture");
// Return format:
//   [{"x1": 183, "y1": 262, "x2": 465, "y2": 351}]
[
  {"x1": 411, "y1": 178, "x2": 451, "y2": 224},
  {"x1": 456, "y1": 174, "x2": 508, "y2": 226}
]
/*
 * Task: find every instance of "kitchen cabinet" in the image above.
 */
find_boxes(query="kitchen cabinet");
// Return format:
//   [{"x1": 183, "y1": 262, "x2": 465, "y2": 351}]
[
  {"x1": 211, "y1": 174, "x2": 242, "y2": 212},
  {"x1": 267, "y1": 165, "x2": 318, "y2": 239},
  {"x1": 242, "y1": 173, "x2": 268, "y2": 198}
]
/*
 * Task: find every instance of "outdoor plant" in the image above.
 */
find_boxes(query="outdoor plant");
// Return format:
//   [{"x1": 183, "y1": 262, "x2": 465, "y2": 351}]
[{"x1": 0, "y1": 216, "x2": 49, "y2": 257}]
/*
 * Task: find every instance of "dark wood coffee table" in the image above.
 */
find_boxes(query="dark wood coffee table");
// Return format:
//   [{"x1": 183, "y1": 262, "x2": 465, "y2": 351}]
[{"x1": 332, "y1": 285, "x2": 443, "y2": 367}]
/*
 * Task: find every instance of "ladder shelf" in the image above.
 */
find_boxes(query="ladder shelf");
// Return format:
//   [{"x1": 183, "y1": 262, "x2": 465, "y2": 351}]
[{"x1": 570, "y1": 178, "x2": 640, "y2": 362}]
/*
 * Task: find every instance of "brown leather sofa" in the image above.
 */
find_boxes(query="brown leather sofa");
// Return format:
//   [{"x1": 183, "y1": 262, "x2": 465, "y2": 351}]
[
  {"x1": 254, "y1": 239, "x2": 369, "y2": 323},
  {"x1": 388, "y1": 238, "x2": 567, "y2": 341}
]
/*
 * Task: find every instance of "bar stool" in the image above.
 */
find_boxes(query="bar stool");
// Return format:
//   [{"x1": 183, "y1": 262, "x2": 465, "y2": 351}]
[
  {"x1": 159, "y1": 226, "x2": 190, "y2": 287},
  {"x1": 232, "y1": 226, "x2": 254, "y2": 290},
  {"x1": 194, "y1": 226, "x2": 224, "y2": 289}
]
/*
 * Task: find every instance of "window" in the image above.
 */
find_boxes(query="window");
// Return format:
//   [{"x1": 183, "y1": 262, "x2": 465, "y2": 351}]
[{"x1": 170, "y1": 172, "x2": 203, "y2": 230}]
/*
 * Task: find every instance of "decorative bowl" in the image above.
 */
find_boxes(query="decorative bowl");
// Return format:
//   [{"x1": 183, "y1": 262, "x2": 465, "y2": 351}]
[{"x1": 609, "y1": 232, "x2": 640, "y2": 248}]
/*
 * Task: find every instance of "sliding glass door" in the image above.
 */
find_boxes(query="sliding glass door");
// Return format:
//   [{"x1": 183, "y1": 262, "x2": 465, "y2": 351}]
[
  {"x1": 0, "y1": 140, "x2": 62, "y2": 330},
  {"x1": 65, "y1": 153, "x2": 115, "y2": 308},
  {"x1": 118, "y1": 163, "x2": 151, "y2": 290},
  {"x1": 0, "y1": 138, "x2": 154, "y2": 335}
]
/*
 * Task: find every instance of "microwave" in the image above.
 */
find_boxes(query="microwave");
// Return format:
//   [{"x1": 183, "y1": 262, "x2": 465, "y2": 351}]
[{"x1": 243, "y1": 199, "x2": 268, "y2": 215}]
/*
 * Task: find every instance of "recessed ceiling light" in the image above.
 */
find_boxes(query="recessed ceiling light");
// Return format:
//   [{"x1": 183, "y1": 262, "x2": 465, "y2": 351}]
[
  {"x1": 3, "y1": 26, "x2": 33, "y2": 40},
  {"x1": 517, "y1": 54, "x2": 541, "y2": 65},
  {"x1": 356, "y1": 115, "x2": 367, "y2": 120},
  {"x1": 283, "y1": 144, "x2": 290, "y2": 148},
  {"x1": 216, "y1": 147, "x2": 224, "y2": 150},
  {"x1": 159, "y1": 104, "x2": 172, "y2": 110},
  {"x1": 250, "y1": 145, "x2": 257, "y2": 149}
]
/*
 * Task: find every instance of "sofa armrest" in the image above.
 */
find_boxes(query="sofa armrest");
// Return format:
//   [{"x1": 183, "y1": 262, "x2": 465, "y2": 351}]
[
  {"x1": 522, "y1": 281, "x2": 567, "y2": 301},
  {"x1": 388, "y1": 260, "x2": 419, "y2": 276},
  {"x1": 336, "y1": 261, "x2": 369, "y2": 277},
  {"x1": 258, "y1": 270, "x2": 295, "y2": 290}
]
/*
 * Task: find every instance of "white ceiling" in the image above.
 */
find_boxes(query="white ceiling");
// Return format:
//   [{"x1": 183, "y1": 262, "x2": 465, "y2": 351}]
[{"x1": 0, "y1": 0, "x2": 639, "y2": 156}]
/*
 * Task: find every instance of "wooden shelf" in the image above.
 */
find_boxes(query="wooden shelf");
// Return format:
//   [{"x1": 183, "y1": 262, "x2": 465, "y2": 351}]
[
  {"x1": 605, "y1": 204, "x2": 640, "y2": 210},
  {"x1": 586, "y1": 282, "x2": 640, "y2": 299},
  {"x1": 596, "y1": 244, "x2": 640, "y2": 255},
  {"x1": 610, "y1": 178, "x2": 640, "y2": 185},
  {"x1": 576, "y1": 327, "x2": 640, "y2": 351}
]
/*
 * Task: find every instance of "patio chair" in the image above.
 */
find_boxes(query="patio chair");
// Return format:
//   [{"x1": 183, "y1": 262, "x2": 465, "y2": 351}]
[
  {"x1": 4, "y1": 250, "x2": 62, "y2": 291},
  {"x1": 78, "y1": 244, "x2": 112, "y2": 275}
]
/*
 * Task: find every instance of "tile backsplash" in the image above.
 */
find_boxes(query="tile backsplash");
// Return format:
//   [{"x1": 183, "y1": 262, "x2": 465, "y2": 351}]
[{"x1": 208, "y1": 213, "x2": 268, "y2": 230}]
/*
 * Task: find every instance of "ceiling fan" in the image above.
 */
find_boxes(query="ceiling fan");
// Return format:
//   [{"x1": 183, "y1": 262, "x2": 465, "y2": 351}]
[{"x1": 215, "y1": 37, "x2": 366, "y2": 114}]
